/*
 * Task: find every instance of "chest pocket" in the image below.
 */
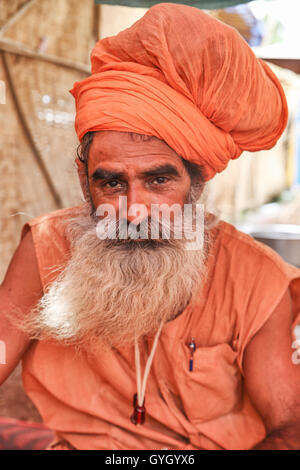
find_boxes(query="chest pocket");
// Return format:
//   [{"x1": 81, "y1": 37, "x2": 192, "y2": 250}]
[{"x1": 173, "y1": 342, "x2": 242, "y2": 425}]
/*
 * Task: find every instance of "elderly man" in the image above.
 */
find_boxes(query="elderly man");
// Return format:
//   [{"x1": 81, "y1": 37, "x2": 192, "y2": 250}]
[{"x1": 1, "y1": 3, "x2": 300, "y2": 451}]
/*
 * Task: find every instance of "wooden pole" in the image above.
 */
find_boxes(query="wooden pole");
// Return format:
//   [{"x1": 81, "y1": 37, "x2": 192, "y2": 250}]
[
  {"x1": 0, "y1": 37, "x2": 90, "y2": 74},
  {"x1": 0, "y1": 0, "x2": 38, "y2": 37}
]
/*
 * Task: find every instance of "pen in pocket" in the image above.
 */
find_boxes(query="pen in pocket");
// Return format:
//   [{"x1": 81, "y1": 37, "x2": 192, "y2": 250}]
[{"x1": 188, "y1": 337, "x2": 196, "y2": 371}]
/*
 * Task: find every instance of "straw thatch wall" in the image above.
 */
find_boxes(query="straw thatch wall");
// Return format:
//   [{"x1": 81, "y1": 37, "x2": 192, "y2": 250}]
[{"x1": 0, "y1": 0, "x2": 100, "y2": 282}]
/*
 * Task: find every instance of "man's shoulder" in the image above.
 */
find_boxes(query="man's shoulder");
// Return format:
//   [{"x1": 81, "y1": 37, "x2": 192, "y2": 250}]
[
  {"x1": 20, "y1": 204, "x2": 87, "y2": 289},
  {"x1": 214, "y1": 218, "x2": 299, "y2": 278},
  {"x1": 20, "y1": 203, "x2": 87, "y2": 248},
  {"x1": 25, "y1": 204, "x2": 85, "y2": 229}
]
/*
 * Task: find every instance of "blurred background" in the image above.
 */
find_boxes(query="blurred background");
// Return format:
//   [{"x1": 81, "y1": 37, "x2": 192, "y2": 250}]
[{"x1": 0, "y1": 0, "x2": 300, "y2": 427}]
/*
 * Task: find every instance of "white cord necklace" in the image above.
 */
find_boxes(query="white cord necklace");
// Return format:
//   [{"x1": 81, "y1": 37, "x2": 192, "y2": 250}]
[{"x1": 130, "y1": 319, "x2": 165, "y2": 425}]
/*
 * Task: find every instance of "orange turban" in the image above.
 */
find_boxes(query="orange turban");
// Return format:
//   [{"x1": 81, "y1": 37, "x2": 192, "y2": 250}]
[{"x1": 70, "y1": 3, "x2": 288, "y2": 182}]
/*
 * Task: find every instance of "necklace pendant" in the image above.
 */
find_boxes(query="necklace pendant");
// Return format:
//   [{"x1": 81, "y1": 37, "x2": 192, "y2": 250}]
[{"x1": 130, "y1": 393, "x2": 146, "y2": 425}]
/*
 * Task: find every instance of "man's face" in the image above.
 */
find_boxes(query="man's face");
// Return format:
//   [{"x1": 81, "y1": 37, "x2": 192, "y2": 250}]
[
  {"x1": 85, "y1": 131, "x2": 192, "y2": 230},
  {"x1": 24, "y1": 131, "x2": 209, "y2": 350}
]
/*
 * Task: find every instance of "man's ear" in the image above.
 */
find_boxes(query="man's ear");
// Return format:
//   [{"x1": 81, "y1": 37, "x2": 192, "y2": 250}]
[{"x1": 75, "y1": 158, "x2": 89, "y2": 201}]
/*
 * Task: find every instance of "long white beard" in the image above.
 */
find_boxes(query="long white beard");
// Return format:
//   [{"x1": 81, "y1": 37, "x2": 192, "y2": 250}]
[{"x1": 22, "y1": 202, "x2": 213, "y2": 350}]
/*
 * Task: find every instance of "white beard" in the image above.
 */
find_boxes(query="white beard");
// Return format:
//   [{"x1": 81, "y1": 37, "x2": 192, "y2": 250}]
[{"x1": 23, "y1": 201, "x2": 213, "y2": 351}]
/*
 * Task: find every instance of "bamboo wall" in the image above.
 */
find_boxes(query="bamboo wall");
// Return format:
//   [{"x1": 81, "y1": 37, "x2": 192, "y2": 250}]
[{"x1": 0, "y1": 0, "x2": 99, "y2": 282}]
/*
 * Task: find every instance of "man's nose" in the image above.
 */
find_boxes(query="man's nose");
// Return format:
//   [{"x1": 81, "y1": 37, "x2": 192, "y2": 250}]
[{"x1": 122, "y1": 184, "x2": 151, "y2": 224}]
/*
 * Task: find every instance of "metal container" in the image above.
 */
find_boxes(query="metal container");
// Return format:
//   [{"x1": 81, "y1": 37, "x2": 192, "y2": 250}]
[{"x1": 236, "y1": 224, "x2": 300, "y2": 268}]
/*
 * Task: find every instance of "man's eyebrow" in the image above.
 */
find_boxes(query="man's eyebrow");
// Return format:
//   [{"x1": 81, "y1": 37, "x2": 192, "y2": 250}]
[
  {"x1": 91, "y1": 168, "x2": 125, "y2": 181},
  {"x1": 141, "y1": 164, "x2": 180, "y2": 178},
  {"x1": 91, "y1": 164, "x2": 180, "y2": 181}
]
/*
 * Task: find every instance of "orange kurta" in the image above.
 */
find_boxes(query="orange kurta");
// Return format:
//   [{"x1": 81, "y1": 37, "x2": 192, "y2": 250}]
[{"x1": 20, "y1": 205, "x2": 300, "y2": 450}]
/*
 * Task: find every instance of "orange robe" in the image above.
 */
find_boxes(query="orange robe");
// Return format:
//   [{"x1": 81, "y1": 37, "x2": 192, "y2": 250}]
[{"x1": 20, "y1": 205, "x2": 300, "y2": 450}]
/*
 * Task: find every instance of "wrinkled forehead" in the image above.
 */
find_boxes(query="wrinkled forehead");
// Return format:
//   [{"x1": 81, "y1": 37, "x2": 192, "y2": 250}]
[{"x1": 88, "y1": 130, "x2": 185, "y2": 173}]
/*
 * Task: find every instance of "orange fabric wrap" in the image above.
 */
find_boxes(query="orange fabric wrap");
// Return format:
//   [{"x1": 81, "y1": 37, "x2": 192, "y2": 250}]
[{"x1": 70, "y1": 3, "x2": 288, "y2": 181}]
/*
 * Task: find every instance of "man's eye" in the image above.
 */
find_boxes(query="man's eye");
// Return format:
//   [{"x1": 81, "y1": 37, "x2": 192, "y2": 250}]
[
  {"x1": 103, "y1": 180, "x2": 121, "y2": 188},
  {"x1": 153, "y1": 177, "x2": 169, "y2": 184}
]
